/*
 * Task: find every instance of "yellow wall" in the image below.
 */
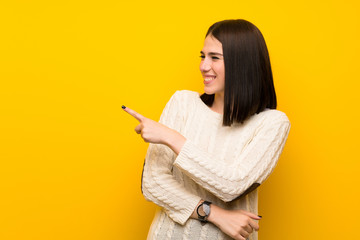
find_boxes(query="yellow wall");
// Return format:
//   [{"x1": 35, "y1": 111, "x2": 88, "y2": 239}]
[{"x1": 1, "y1": 1, "x2": 359, "y2": 239}]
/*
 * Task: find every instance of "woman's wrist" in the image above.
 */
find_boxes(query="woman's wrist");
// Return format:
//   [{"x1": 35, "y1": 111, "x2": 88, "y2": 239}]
[
  {"x1": 207, "y1": 203, "x2": 221, "y2": 225},
  {"x1": 163, "y1": 128, "x2": 186, "y2": 155}
]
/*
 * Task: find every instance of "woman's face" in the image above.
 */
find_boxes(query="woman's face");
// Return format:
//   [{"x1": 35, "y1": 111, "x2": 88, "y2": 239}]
[{"x1": 200, "y1": 34, "x2": 225, "y2": 96}]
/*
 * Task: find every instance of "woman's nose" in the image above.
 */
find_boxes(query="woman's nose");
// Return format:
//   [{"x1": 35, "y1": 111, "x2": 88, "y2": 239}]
[{"x1": 200, "y1": 59, "x2": 211, "y2": 72}]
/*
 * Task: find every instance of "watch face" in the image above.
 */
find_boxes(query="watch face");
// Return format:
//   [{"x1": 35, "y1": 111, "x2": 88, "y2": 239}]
[
  {"x1": 203, "y1": 203, "x2": 210, "y2": 215},
  {"x1": 197, "y1": 201, "x2": 212, "y2": 222}
]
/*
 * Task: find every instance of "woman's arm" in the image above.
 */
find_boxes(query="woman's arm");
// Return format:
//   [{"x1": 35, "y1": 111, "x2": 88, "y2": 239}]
[
  {"x1": 123, "y1": 92, "x2": 201, "y2": 225},
  {"x1": 189, "y1": 200, "x2": 261, "y2": 240},
  {"x1": 126, "y1": 102, "x2": 290, "y2": 203},
  {"x1": 173, "y1": 115, "x2": 290, "y2": 202}
]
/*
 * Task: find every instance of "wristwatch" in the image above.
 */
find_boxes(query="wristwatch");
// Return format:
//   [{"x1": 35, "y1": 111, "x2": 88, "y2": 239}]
[{"x1": 196, "y1": 201, "x2": 212, "y2": 223}]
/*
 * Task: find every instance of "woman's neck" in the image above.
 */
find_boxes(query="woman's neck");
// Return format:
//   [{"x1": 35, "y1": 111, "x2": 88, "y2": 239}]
[{"x1": 210, "y1": 93, "x2": 224, "y2": 114}]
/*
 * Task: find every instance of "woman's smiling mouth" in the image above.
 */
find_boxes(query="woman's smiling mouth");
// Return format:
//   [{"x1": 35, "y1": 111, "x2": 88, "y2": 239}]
[{"x1": 204, "y1": 75, "x2": 216, "y2": 84}]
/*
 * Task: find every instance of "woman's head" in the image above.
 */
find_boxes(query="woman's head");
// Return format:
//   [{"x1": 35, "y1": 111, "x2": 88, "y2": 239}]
[{"x1": 200, "y1": 19, "x2": 277, "y2": 126}]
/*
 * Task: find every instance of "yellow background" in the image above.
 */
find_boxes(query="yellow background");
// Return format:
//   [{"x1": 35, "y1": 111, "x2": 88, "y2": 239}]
[{"x1": 1, "y1": 0, "x2": 359, "y2": 239}]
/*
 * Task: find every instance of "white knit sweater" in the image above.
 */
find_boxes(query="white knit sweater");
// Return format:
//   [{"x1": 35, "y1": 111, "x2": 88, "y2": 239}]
[{"x1": 142, "y1": 90, "x2": 290, "y2": 240}]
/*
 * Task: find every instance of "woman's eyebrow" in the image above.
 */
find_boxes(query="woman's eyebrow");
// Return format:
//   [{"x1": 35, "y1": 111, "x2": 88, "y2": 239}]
[{"x1": 200, "y1": 51, "x2": 223, "y2": 56}]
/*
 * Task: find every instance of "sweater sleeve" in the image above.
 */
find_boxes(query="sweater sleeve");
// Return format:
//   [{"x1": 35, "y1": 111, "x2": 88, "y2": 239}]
[
  {"x1": 173, "y1": 113, "x2": 291, "y2": 202},
  {"x1": 141, "y1": 91, "x2": 201, "y2": 225}
]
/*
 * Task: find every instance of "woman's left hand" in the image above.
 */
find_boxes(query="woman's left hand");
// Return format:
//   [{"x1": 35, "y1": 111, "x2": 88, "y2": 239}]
[{"x1": 123, "y1": 106, "x2": 186, "y2": 154}]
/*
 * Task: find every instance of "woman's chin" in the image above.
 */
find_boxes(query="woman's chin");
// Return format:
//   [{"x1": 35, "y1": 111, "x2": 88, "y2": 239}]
[
  {"x1": 204, "y1": 87, "x2": 215, "y2": 95},
  {"x1": 204, "y1": 88, "x2": 222, "y2": 95}
]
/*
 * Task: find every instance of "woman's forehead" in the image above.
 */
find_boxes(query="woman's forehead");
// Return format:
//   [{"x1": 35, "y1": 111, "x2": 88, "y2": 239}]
[{"x1": 202, "y1": 35, "x2": 223, "y2": 53}]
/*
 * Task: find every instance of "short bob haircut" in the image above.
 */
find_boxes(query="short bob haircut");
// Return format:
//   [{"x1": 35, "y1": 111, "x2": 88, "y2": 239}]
[{"x1": 200, "y1": 19, "x2": 277, "y2": 126}]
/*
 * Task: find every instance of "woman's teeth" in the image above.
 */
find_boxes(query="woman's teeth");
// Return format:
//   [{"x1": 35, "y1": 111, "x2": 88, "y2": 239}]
[{"x1": 204, "y1": 76, "x2": 216, "y2": 82}]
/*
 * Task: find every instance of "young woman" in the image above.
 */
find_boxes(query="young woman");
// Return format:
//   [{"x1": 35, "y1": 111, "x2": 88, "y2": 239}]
[{"x1": 123, "y1": 19, "x2": 290, "y2": 240}]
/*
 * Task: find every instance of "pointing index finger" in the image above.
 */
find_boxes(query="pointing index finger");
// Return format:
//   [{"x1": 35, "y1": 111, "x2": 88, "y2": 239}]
[{"x1": 122, "y1": 105, "x2": 145, "y2": 122}]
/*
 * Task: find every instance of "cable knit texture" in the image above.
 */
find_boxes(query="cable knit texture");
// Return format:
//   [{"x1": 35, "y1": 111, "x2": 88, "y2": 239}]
[{"x1": 142, "y1": 90, "x2": 291, "y2": 240}]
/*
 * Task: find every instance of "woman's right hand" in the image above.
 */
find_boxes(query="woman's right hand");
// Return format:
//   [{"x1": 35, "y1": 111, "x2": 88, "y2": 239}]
[{"x1": 208, "y1": 204, "x2": 261, "y2": 240}]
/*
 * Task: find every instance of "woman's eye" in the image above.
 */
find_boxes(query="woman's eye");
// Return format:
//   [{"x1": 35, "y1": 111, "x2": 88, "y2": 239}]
[
  {"x1": 212, "y1": 56, "x2": 220, "y2": 60},
  {"x1": 199, "y1": 55, "x2": 205, "y2": 59}
]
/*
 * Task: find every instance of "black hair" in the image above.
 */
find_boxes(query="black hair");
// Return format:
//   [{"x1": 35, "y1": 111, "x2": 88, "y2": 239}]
[{"x1": 200, "y1": 19, "x2": 277, "y2": 126}]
